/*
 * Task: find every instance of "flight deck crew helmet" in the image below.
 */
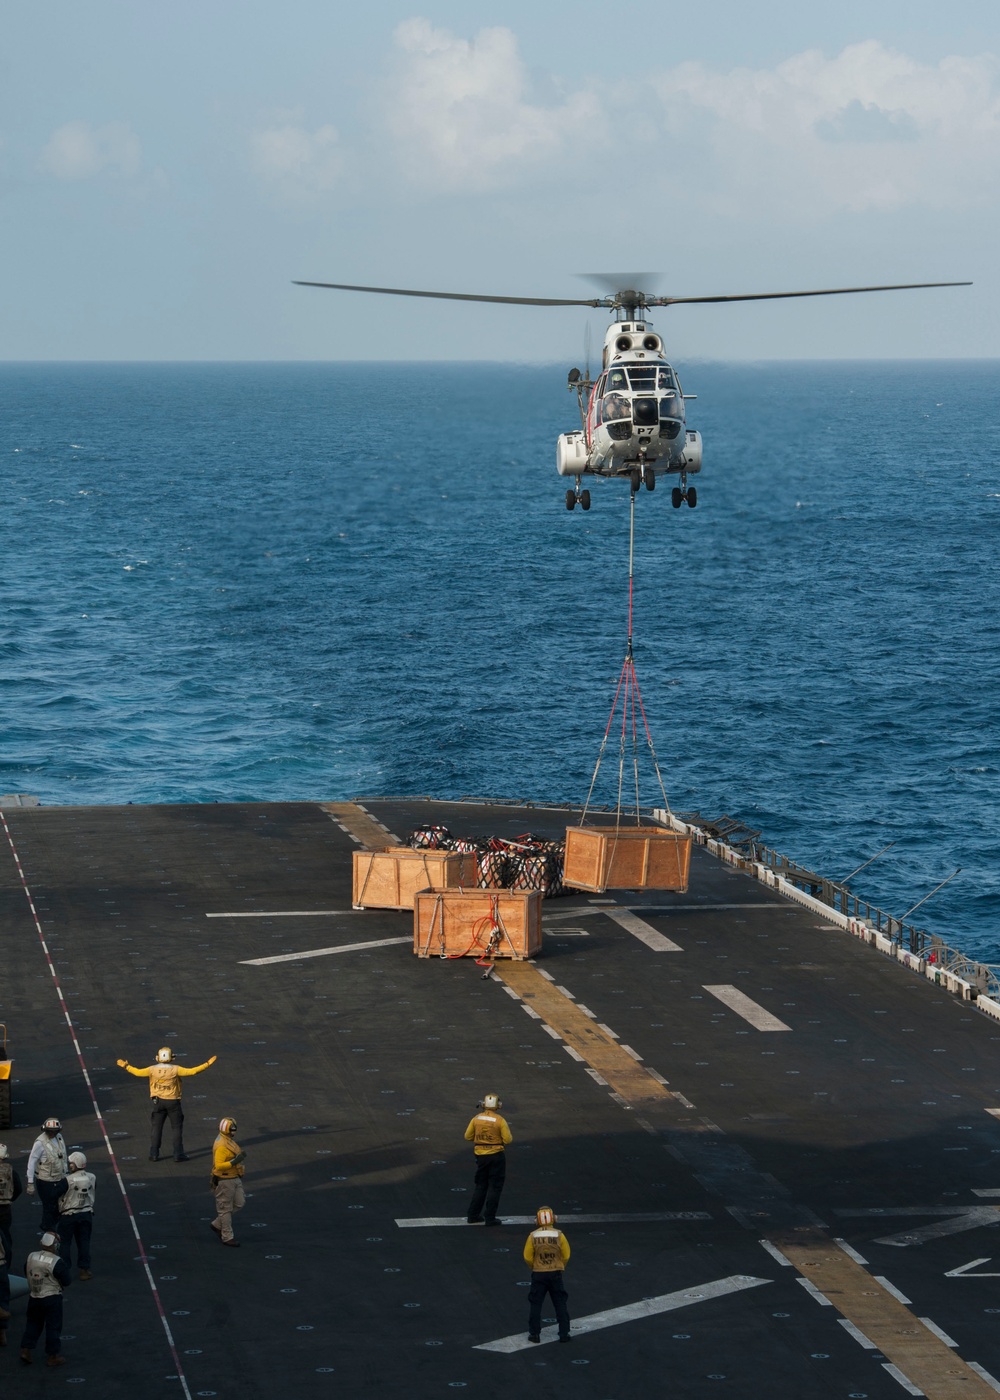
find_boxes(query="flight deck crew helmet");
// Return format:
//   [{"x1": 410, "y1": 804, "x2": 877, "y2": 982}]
[
  {"x1": 0, "y1": 1143, "x2": 8, "y2": 1159},
  {"x1": 481, "y1": 1094, "x2": 501, "y2": 1111},
  {"x1": 40, "y1": 1232, "x2": 59, "y2": 1250},
  {"x1": 68, "y1": 1152, "x2": 87, "y2": 1170},
  {"x1": 535, "y1": 1207, "x2": 555, "y2": 1227},
  {"x1": 157, "y1": 1047, "x2": 174, "y2": 1063},
  {"x1": 42, "y1": 1118, "x2": 61, "y2": 1133},
  {"x1": 219, "y1": 1117, "x2": 237, "y2": 1135}
]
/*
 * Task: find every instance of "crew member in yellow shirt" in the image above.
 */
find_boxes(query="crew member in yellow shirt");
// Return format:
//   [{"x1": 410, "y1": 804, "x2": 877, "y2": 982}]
[
  {"x1": 210, "y1": 1117, "x2": 246, "y2": 1248},
  {"x1": 464, "y1": 1092, "x2": 512, "y2": 1227},
  {"x1": 116, "y1": 1046, "x2": 217, "y2": 1162},
  {"x1": 523, "y1": 1207, "x2": 571, "y2": 1343}
]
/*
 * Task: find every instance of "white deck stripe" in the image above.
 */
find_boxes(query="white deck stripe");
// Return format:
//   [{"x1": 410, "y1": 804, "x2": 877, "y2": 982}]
[
  {"x1": 797, "y1": 1277, "x2": 833, "y2": 1305},
  {"x1": 874, "y1": 1275, "x2": 912, "y2": 1304},
  {"x1": 702, "y1": 985, "x2": 792, "y2": 1031},
  {"x1": 838, "y1": 1318, "x2": 877, "y2": 1349},
  {"x1": 758, "y1": 1240, "x2": 793, "y2": 1267},
  {"x1": 208, "y1": 909, "x2": 365, "y2": 918},
  {"x1": 918, "y1": 1317, "x2": 958, "y2": 1348},
  {"x1": 603, "y1": 908, "x2": 683, "y2": 951},
  {"x1": 969, "y1": 1363, "x2": 1000, "y2": 1393},
  {"x1": 882, "y1": 1363, "x2": 925, "y2": 1395},
  {"x1": 474, "y1": 1274, "x2": 769, "y2": 1352},
  {"x1": 396, "y1": 1212, "x2": 712, "y2": 1228},
  {"x1": 834, "y1": 1237, "x2": 869, "y2": 1265},
  {"x1": 240, "y1": 936, "x2": 411, "y2": 965}
]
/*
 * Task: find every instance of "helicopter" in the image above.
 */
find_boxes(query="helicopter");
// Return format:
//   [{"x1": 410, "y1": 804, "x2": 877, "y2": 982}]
[{"x1": 293, "y1": 276, "x2": 971, "y2": 512}]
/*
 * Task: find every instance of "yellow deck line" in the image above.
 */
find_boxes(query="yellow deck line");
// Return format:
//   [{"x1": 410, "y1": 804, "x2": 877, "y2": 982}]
[
  {"x1": 494, "y1": 962, "x2": 675, "y2": 1104},
  {"x1": 774, "y1": 1232, "x2": 996, "y2": 1398},
  {"x1": 320, "y1": 802, "x2": 401, "y2": 850}
]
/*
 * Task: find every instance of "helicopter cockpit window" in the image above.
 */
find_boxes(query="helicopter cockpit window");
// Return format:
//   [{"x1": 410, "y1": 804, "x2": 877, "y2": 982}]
[
  {"x1": 606, "y1": 368, "x2": 628, "y2": 392},
  {"x1": 626, "y1": 367, "x2": 657, "y2": 390},
  {"x1": 657, "y1": 367, "x2": 678, "y2": 391},
  {"x1": 659, "y1": 395, "x2": 683, "y2": 418},
  {"x1": 602, "y1": 393, "x2": 631, "y2": 423}
]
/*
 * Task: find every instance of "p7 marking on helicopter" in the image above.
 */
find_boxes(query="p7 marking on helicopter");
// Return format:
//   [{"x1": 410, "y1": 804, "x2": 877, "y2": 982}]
[{"x1": 293, "y1": 275, "x2": 970, "y2": 513}]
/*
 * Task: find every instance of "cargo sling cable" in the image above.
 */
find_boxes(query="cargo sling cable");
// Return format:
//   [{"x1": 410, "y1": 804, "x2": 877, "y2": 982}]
[{"x1": 581, "y1": 488, "x2": 672, "y2": 831}]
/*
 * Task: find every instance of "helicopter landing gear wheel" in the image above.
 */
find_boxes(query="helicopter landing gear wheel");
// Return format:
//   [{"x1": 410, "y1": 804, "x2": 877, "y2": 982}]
[
  {"x1": 580, "y1": 489, "x2": 591, "y2": 511},
  {"x1": 686, "y1": 486, "x2": 697, "y2": 508},
  {"x1": 671, "y1": 486, "x2": 683, "y2": 508},
  {"x1": 644, "y1": 466, "x2": 656, "y2": 491},
  {"x1": 629, "y1": 468, "x2": 642, "y2": 495},
  {"x1": 565, "y1": 489, "x2": 576, "y2": 511}
]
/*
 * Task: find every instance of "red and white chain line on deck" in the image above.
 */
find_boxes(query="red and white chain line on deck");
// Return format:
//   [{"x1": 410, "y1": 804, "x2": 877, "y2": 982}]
[{"x1": 0, "y1": 811, "x2": 193, "y2": 1400}]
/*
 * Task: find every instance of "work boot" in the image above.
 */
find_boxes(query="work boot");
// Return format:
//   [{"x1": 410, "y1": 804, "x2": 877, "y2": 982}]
[
  {"x1": 484, "y1": 1219, "x2": 501, "y2": 1227},
  {"x1": 148, "y1": 1153, "x2": 160, "y2": 1162},
  {"x1": 174, "y1": 1154, "x2": 189, "y2": 1163},
  {"x1": 466, "y1": 1217, "x2": 484, "y2": 1225},
  {"x1": 19, "y1": 1348, "x2": 32, "y2": 1365},
  {"x1": 79, "y1": 1268, "x2": 93, "y2": 1281},
  {"x1": 527, "y1": 1334, "x2": 540, "y2": 1344},
  {"x1": 47, "y1": 1354, "x2": 66, "y2": 1367},
  {"x1": 220, "y1": 1237, "x2": 240, "y2": 1248},
  {"x1": 558, "y1": 1335, "x2": 571, "y2": 1343}
]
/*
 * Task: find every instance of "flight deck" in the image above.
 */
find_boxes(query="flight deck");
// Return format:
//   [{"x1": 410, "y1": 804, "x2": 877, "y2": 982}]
[{"x1": 2, "y1": 797, "x2": 1000, "y2": 1398}]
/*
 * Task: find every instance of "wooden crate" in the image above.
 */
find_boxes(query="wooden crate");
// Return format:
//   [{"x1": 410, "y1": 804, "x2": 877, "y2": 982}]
[
  {"x1": 563, "y1": 825, "x2": 691, "y2": 893},
  {"x1": 414, "y1": 888, "x2": 542, "y2": 960},
  {"x1": 353, "y1": 847, "x2": 477, "y2": 911}
]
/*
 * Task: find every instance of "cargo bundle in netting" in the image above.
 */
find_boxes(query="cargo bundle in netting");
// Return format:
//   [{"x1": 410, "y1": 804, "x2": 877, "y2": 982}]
[{"x1": 406, "y1": 827, "x2": 566, "y2": 899}]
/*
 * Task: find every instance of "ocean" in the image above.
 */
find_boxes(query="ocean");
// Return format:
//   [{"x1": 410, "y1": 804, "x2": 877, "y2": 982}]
[{"x1": 1, "y1": 360, "x2": 997, "y2": 957}]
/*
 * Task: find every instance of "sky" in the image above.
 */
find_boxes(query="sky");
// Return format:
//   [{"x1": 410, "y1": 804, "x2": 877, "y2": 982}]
[{"x1": 3, "y1": 1, "x2": 999, "y2": 360}]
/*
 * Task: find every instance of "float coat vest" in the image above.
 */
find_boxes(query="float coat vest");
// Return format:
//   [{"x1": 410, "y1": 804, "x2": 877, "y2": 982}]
[
  {"x1": 465, "y1": 1112, "x2": 511, "y2": 1157},
  {"x1": 0, "y1": 1160, "x2": 14, "y2": 1204},
  {"x1": 26, "y1": 1248, "x2": 64, "y2": 1298},
  {"x1": 33, "y1": 1134, "x2": 68, "y2": 1182},
  {"x1": 524, "y1": 1227, "x2": 570, "y2": 1272},
  {"x1": 212, "y1": 1133, "x2": 245, "y2": 1179},
  {"x1": 123, "y1": 1058, "x2": 214, "y2": 1099},
  {"x1": 59, "y1": 1170, "x2": 96, "y2": 1216}
]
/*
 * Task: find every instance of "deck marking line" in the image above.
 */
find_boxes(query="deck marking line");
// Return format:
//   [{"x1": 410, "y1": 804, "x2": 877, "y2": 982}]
[
  {"x1": 397, "y1": 1211, "x2": 713, "y2": 1228},
  {"x1": 585, "y1": 1068, "x2": 609, "y2": 1085},
  {"x1": 882, "y1": 1362, "x2": 925, "y2": 1395},
  {"x1": 603, "y1": 908, "x2": 683, "y2": 952},
  {"x1": 319, "y1": 801, "x2": 402, "y2": 847},
  {"x1": 919, "y1": 1318, "x2": 959, "y2": 1348},
  {"x1": 473, "y1": 1274, "x2": 769, "y2": 1352},
  {"x1": 945, "y1": 1258, "x2": 1000, "y2": 1277},
  {"x1": 834, "y1": 1237, "x2": 869, "y2": 1266},
  {"x1": 838, "y1": 1318, "x2": 877, "y2": 1349},
  {"x1": 501, "y1": 984, "x2": 521, "y2": 1001},
  {"x1": 0, "y1": 812, "x2": 195, "y2": 1400},
  {"x1": 208, "y1": 909, "x2": 366, "y2": 918},
  {"x1": 520, "y1": 1004, "x2": 542, "y2": 1020},
  {"x1": 240, "y1": 936, "x2": 410, "y2": 965},
  {"x1": 972, "y1": 1189, "x2": 1000, "y2": 1198},
  {"x1": 621, "y1": 1044, "x2": 644, "y2": 1061},
  {"x1": 969, "y1": 1364, "x2": 1000, "y2": 1393},
  {"x1": 759, "y1": 1240, "x2": 794, "y2": 1267},
  {"x1": 493, "y1": 962, "x2": 688, "y2": 1105},
  {"x1": 874, "y1": 1207, "x2": 1000, "y2": 1247},
  {"x1": 797, "y1": 1277, "x2": 833, "y2": 1305},
  {"x1": 598, "y1": 1023, "x2": 619, "y2": 1039},
  {"x1": 541, "y1": 1024, "x2": 563, "y2": 1041},
  {"x1": 774, "y1": 1229, "x2": 998, "y2": 1397},
  {"x1": 702, "y1": 985, "x2": 792, "y2": 1031},
  {"x1": 875, "y1": 1276, "x2": 913, "y2": 1304},
  {"x1": 563, "y1": 1046, "x2": 585, "y2": 1062}
]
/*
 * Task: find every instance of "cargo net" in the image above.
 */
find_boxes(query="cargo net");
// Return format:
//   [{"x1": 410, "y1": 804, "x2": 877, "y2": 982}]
[{"x1": 407, "y1": 826, "x2": 567, "y2": 899}]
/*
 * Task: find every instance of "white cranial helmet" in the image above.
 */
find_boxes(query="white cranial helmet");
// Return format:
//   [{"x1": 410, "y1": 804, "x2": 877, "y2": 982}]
[
  {"x1": 68, "y1": 1151, "x2": 87, "y2": 1170},
  {"x1": 157, "y1": 1046, "x2": 173, "y2": 1064}
]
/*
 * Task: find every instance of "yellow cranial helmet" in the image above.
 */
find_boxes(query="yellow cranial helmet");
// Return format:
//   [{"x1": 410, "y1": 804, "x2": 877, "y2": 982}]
[
  {"x1": 219, "y1": 1117, "x2": 237, "y2": 1135},
  {"x1": 535, "y1": 1207, "x2": 555, "y2": 1227},
  {"x1": 157, "y1": 1047, "x2": 173, "y2": 1063}
]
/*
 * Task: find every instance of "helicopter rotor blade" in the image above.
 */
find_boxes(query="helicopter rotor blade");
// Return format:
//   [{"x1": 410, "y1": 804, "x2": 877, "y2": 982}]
[
  {"x1": 654, "y1": 281, "x2": 971, "y2": 306},
  {"x1": 293, "y1": 280, "x2": 602, "y2": 308},
  {"x1": 579, "y1": 271, "x2": 659, "y2": 298}
]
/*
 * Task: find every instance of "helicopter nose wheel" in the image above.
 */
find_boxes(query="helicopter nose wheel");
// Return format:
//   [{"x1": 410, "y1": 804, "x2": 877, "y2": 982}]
[
  {"x1": 629, "y1": 468, "x2": 642, "y2": 495},
  {"x1": 643, "y1": 466, "x2": 656, "y2": 491}
]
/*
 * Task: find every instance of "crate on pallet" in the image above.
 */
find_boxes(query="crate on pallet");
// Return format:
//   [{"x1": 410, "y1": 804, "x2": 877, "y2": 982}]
[
  {"x1": 413, "y1": 888, "x2": 542, "y2": 960},
  {"x1": 563, "y1": 825, "x2": 691, "y2": 893},
  {"x1": 353, "y1": 847, "x2": 476, "y2": 911}
]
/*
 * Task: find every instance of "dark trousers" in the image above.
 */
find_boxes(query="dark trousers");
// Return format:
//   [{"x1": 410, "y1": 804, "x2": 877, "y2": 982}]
[
  {"x1": 150, "y1": 1099, "x2": 185, "y2": 1158},
  {"x1": 0, "y1": 1209, "x2": 10, "y2": 1310},
  {"x1": 467, "y1": 1152, "x2": 506, "y2": 1223},
  {"x1": 20, "y1": 1295, "x2": 63, "y2": 1356},
  {"x1": 58, "y1": 1213, "x2": 92, "y2": 1270},
  {"x1": 528, "y1": 1271, "x2": 570, "y2": 1339},
  {"x1": 35, "y1": 1179, "x2": 64, "y2": 1232}
]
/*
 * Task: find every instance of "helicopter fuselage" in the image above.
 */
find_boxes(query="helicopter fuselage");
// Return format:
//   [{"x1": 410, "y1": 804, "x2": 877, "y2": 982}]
[{"x1": 557, "y1": 319, "x2": 701, "y2": 487}]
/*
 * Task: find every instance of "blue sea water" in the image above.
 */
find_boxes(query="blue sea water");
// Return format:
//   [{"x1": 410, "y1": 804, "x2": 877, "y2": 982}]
[{"x1": 1, "y1": 360, "x2": 998, "y2": 957}]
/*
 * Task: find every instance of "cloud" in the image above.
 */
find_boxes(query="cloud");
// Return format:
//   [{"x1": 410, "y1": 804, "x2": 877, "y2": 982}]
[
  {"x1": 653, "y1": 41, "x2": 1000, "y2": 213},
  {"x1": 383, "y1": 19, "x2": 599, "y2": 191},
  {"x1": 250, "y1": 118, "x2": 343, "y2": 194},
  {"x1": 40, "y1": 121, "x2": 141, "y2": 180}
]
